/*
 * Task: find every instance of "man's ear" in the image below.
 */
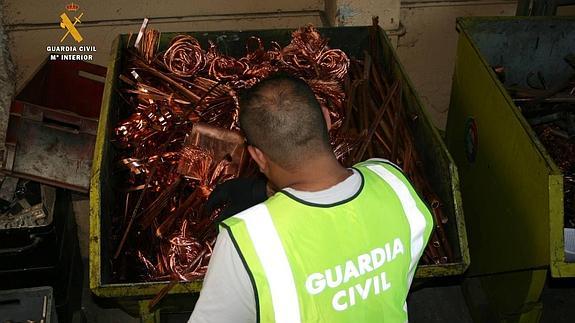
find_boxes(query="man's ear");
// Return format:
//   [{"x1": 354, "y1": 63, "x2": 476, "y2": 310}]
[
  {"x1": 247, "y1": 146, "x2": 268, "y2": 174},
  {"x1": 321, "y1": 106, "x2": 332, "y2": 131}
]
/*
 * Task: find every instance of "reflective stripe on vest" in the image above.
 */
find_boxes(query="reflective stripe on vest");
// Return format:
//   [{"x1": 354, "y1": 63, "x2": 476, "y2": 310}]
[
  {"x1": 222, "y1": 160, "x2": 433, "y2": 323},
  {"x1": 235, "y1": 205, "x2": 301, "y2": 323},
  {"x1": 365, "y1": 164, "x2": 428, "y2": 288}
]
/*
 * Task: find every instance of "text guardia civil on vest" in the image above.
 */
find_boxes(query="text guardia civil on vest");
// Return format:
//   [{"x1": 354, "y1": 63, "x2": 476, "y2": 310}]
[{"x1": 305, "y1": 237, "x2": 405, "y2": 311}]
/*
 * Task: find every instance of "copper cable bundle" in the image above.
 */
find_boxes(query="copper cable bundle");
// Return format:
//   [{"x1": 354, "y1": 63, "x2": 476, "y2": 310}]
[
  {"x1": 340, "y1": 18, "x2": 454, "y2": 264},
  {"x1": 163, "y1": 35, "x2": 206, "y2": 77},
  {"x1": 111, "y1": 21, "x2": 452, "y2": 284}
]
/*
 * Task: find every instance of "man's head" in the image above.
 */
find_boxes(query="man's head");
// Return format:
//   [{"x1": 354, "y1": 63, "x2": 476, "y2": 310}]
[{"x1": 239, "y1": 75, "x2": 333, "y2": 186}]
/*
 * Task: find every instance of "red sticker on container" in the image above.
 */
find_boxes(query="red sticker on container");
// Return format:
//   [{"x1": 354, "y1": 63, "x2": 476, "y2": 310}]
[{"x1": 465, "y1": 117, "x2": 478, "y2": 163}]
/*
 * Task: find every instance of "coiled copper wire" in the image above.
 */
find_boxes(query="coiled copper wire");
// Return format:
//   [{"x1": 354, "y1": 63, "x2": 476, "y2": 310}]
[
  {"x1": 318, "y1": 49, "x2": 349, "y2": 81},
  {"x1": 208, "y1": 53, "x2": 248, "y2": 82},
  {"x1": 113, "y1": 25, "x2": 352, "y2": 283},
  {"x1": 163, "y1": 35, "x2": 206, "y2": 77}
]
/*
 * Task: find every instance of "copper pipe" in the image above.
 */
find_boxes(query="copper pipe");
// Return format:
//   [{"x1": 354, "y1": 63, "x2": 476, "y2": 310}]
[{"x1": 355, "y1": 81, "x2": 400, "y2": 162}]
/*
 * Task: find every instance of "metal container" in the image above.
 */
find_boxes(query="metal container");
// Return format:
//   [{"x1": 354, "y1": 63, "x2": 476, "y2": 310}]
[
  {"x1": 0, "y1": 287, "x2": 57, "y2": 323},
  {"x1": 447, "y1": 16, "x2": 575, "y2": 278},
  {"x1": 91, "y1": 26, "x2": 469, "y2": 317},
  {"x1": 3, "y1": 59, "x2": 106, "y2": 193},
  {"x1": 446, "y1": 17, "x2": 575, "y2": 321},
  {"x1": 0, "y1": 188, "x2": 81, "y2": 323}
]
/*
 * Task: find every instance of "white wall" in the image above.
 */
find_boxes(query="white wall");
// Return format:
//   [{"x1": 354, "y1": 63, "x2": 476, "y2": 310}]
[
  {"x1": 396, "y1": 0, "x2": 518, "y2": 128},
  {"x1": 3, "y1": 0, "x2": 326, "y2": 88},
  {"x1": 2, "y1": 0, "x2": 521, "y2": 129}
]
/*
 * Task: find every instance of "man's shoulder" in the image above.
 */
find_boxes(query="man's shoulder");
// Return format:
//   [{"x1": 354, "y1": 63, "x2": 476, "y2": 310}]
[
  {"x1": 354, "y1": 158, "x2": 406, "y2": 179},
  {"x1": 355, "y1": 158, "x2": 397, "y2": 170},
  {"x1": 220, "y1": 203, "x2": 270, "y2": 228}
]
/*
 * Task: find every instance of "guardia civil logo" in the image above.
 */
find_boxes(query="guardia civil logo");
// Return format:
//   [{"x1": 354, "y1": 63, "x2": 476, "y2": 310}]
[
  {"x1": 46, "y1": 3, "x2": 97, "y2": 61},
  {"x1": 60, "y1": 2, "x2": 84, "y2": 43}
]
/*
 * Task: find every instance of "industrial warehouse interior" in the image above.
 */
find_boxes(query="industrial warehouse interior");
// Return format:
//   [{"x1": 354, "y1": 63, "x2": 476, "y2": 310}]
[{"x1": 1, "y1": 0, "x2": 575, "y2": 322}]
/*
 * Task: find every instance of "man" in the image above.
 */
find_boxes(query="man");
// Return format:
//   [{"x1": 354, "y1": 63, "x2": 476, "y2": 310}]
[{"x1": 189, "y1": 75, "x2": 433, "y2": 323}]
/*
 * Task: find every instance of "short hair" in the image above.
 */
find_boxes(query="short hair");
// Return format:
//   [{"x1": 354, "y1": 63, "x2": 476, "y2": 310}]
[{"x1": 239, "y1": 75, "x2": 331, "y2": 169}]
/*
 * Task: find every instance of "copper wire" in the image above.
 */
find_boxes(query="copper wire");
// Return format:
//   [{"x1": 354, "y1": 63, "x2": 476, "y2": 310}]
[
  {"x1": 138, "y1": 29, "x2": 160, "y2": 63},
  {"x1": 112, "y1": 25, "x2": 354, "y2": 282},
  {"x1": 163, "y1": 35, "x2": 206, "y2": 77}
]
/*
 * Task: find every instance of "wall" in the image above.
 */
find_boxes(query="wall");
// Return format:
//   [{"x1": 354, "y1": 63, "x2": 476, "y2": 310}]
[
  {"x1": 3, "y1": 0, "x2": 325, "y2": 88},
  {"x1": 396, "y1": 0, "x2": 517, "y2": 128},
  {"x1": 0, "y1": 5, "x2": 14, "y2": 146},
  {"x1": 325, "y1": 0, "x2": 401, "y2": 29},
  {"x1": 2, "y1": 0, "x2": 522, "y2": 130}
]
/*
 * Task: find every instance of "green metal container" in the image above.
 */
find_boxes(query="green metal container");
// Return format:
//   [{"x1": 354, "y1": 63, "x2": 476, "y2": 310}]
[
  {"x1": 448, "y1": 16, "x2": 575, "y2": 278},
  {"x1": 446, "y1": 17, "x2": 575, "y2": 322},
  {"x1": 91, "y1": 26, "x2": 469, "y2": 318}
]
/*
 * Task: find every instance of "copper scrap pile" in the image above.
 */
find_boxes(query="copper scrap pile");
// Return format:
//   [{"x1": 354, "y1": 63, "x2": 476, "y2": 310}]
[
  {"x1": 111, "y1": 21, "x2": 453, "y2": 283},
  {"x1": 507, "y1": 68, "x2": 575, "y2": 227},
  {"x1": 342, "y1": 23, "x2": 453, "y2": 265}
]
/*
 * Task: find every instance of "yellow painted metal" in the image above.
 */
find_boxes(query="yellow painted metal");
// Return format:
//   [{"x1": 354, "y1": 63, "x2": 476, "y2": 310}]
[
  {"x1": 463, "y1": 270, "x2": 546, "y2": 323},
  {"x1": 447, "y1": 24, "x2": 549, "y2": 275},
  {"x1": 481, "y1": 269, "x2": 546, "y2": 323},
  {"x1": 446, "y1": 16, "x2": 575, "y2": 323},
  {"x1": 90, "y1": 26, "x2": 469, "y2": 316},
  {"x1": 549, "y1": 173, "x2": 573, "y2": 276},
  {"x1": 446, "y1": 17, "x2": 575, "y2": 277},
  {"x1": 89, "y1": 35, "x2": 204, "y2": 304},
  {"x1": 88, "y1": 36, "x2": 116, "y2": 297},
  {"x1": 139, "y1": 300, "x2": 160, "y2": 323}
]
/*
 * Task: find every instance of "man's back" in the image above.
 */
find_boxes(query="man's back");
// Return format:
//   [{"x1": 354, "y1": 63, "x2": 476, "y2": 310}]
[{"x1": 190, "y1": 159, "x2": 433, "y2": 323}]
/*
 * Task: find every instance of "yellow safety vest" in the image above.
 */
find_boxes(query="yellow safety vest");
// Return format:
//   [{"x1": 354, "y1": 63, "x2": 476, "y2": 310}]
[{"x1": 221, "y1": 160, "x2": 433, "y2": 323}]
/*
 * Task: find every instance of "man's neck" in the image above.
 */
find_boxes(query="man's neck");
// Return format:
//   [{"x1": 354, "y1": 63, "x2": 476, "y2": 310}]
[{"x1": 275, "y1": 156, "x2": 352, "y2": 192}]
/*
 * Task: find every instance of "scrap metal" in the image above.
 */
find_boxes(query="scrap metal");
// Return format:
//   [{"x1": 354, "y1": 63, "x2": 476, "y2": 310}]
[
  {"x1": 111, "y1": 19, "x2": 453, "y2": 283},
  {"x1": 505, "y1": 59, "x2": 575, "y2": 228}
]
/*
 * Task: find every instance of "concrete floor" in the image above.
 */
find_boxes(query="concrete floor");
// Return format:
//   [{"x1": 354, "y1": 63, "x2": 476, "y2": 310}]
[
  {"x1": 540, "y1": 279, "x2": 575, "y2": 323},
  {"x1": 72, "y1": 197, "x2": 575, "y2": 322}
]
